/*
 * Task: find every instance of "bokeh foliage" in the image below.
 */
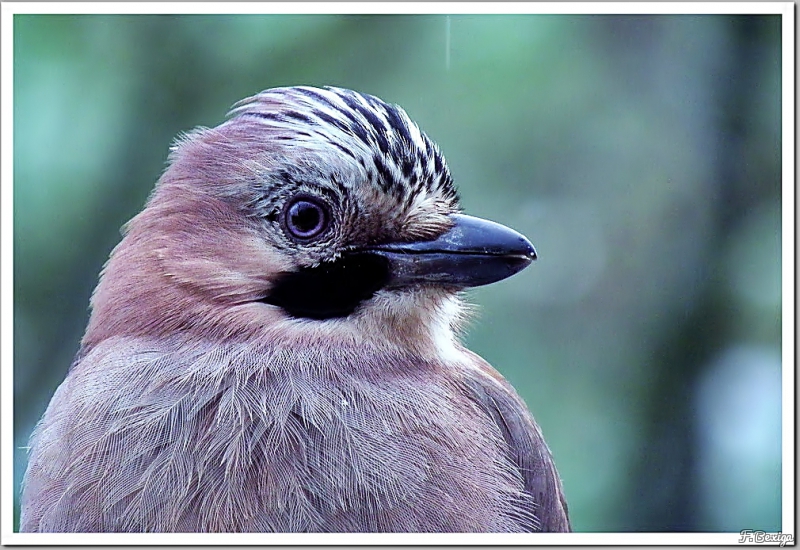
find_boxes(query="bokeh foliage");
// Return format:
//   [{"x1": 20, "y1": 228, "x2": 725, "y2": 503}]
[{"x1": 13, "y1": 14, "x2": 782, "y2": 532}]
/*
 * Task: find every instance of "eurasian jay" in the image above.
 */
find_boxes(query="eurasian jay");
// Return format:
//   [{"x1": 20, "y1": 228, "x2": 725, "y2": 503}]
[{"x1": 21, "y1": 86, "x2": 570, "y2": 533}]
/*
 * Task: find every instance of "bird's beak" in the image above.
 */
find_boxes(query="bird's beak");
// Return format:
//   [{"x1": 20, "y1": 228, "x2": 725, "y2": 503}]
[{"x1": 360, "y1": 214, "x2": 536, "y2": 288}]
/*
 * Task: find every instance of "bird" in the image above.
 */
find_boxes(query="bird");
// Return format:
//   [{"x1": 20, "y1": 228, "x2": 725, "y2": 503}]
[{"x1": 20, "y1": 86, "x2": 570, "y2": 533}]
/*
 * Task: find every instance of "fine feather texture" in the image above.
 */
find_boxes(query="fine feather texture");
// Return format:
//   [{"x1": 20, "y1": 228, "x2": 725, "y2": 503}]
[
  {"x1": 23, "y1": 336, "x2": 546, "y2": 532},
  {"x1": 20, "y1": 86, "x2": 569, "y2": 533}
]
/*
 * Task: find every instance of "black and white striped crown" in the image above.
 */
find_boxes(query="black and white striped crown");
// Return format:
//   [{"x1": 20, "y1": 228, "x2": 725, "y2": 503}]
[{"x1": 229, "y1": 86, "x2": 459, "y2": 205}]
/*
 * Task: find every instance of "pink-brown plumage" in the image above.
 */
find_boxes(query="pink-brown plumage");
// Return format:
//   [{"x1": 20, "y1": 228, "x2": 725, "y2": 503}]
[{"x1": 21, "y1": 86, "x2": 569, "y2": 532}]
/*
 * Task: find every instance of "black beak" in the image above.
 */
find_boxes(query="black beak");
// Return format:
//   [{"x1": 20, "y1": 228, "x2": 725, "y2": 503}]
[{"x1": 361, "y1": 214, "x2": 536, "y2": 288}]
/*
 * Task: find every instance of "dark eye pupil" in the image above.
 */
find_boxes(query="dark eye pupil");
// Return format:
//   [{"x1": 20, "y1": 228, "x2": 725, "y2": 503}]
[{"x1": 286, "y1": 199, "x2": 327, "y2": 238}]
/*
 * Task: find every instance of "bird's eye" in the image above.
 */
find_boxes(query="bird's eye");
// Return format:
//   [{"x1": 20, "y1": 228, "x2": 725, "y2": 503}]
[{"x1": 283, "y1": 196, "x2": 330, "y2": 241}]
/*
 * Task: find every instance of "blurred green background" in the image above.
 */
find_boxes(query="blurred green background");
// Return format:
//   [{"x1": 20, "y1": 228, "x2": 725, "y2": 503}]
[{"x1": 13, "y1": 14, "x2": 783, "y2": 532}]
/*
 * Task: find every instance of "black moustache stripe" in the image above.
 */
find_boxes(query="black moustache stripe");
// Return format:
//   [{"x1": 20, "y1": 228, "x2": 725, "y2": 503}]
[{"x1": 261, "y1": 253, "x2": 391, "y2": 320}]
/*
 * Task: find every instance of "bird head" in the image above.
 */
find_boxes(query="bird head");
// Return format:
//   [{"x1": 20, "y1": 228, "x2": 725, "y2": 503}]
[{"x1": 84, "y1": 87, "x2": 536, "y2": 353}]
